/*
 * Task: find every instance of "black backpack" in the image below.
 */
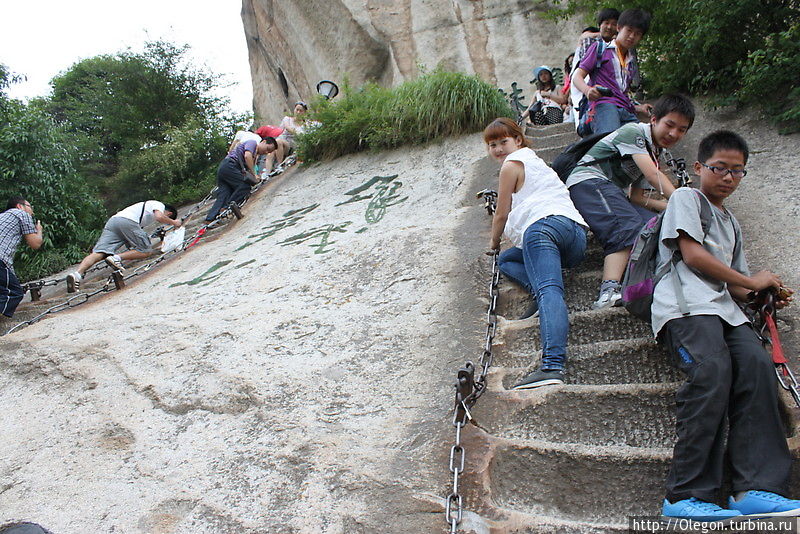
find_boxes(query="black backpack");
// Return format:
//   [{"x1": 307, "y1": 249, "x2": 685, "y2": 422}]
[{"x1": 550, "y1": 132, "x2": 617, "y2": 182}]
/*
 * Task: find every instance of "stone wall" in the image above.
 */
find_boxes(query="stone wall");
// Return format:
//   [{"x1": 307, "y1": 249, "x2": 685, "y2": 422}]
[{"x1": 242, "y1": 0, "x2": 585, "y2": 122}]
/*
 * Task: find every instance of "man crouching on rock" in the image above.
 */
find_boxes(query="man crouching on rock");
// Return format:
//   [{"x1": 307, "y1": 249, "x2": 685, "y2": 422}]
[
  {"x1": 0, "y1": 196, "x2": 43, "y2": 318},
  {"x1": 66, "y1": 200, "x2": 181, "y2": 292}
]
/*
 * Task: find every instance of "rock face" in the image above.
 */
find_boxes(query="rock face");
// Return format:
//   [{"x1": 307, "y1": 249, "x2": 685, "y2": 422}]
[
  {"x1": 242, "y1": 0, "x2": 584, "y2": 121},
  {"x1": 1, "y1": 105, "x2": 798, "y2": 533}
]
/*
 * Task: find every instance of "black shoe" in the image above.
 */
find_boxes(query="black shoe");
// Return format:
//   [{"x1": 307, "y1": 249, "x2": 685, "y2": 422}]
[
  {"x1": 512, "y1": 369, "x2": 564, "y2": 390},
  {"x1": 519, "y1": 298, "x2": 539, "y2": 320}
]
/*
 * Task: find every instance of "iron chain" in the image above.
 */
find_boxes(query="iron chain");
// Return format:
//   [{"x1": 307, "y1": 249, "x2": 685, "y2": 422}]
[
  {"x1": 746, "y1": 289, "x2": 800, "y2": 408},
  {"x1": 445, "y1": 250, "x2": 499, "y2": 532},
  {"x1": 4, "y1": 157, "x2": 298, "y2": 337}
]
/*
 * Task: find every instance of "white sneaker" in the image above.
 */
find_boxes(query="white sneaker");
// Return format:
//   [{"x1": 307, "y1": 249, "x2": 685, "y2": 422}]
[
  {"x1": 66, "y1": 272, "x2": 82, "y2": 293},
  {"x1": 104, "y1": 254, "x2": 125, "y2": 271},
  {"x1": 592, "y1": 286, "x2": 622, "y2": 309}
]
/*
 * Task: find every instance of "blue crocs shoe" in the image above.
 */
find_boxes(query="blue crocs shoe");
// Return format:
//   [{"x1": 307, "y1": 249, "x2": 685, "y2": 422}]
[
  {"x1": 662, "y1": 498, "x2": 742, "y2": 523},
  {"x1": 728, "y1": 491, "x2": 800, "y2": 517}
]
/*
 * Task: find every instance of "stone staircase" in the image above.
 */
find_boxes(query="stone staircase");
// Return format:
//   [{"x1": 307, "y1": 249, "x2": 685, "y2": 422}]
[{"x1": 457, "y1": 122, "x2": 798, "y2": 533}]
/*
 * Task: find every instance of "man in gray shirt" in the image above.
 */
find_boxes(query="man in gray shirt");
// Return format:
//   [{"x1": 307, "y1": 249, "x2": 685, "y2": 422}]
[
  {"x1": 655, "y1": 131, "x2": 800, "y2": 522},
  {"x1": 0, "y1": 196, "x2": 43, "y2": 318}
]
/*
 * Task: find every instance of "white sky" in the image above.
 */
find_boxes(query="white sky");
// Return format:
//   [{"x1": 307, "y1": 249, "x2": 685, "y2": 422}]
[{"x1": 0, "y1": 1, "x2": 253, "y2": 114}]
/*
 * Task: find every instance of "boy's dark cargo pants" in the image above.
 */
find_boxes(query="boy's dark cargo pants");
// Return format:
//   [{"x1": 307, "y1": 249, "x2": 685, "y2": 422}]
[{"x1": 661, "y1": 315, "x2": 791, "y2": 503}]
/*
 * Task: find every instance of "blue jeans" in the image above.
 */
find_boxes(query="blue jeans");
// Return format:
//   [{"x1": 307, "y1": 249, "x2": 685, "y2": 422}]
[
  {"x1": 591, "y1": 102, "x2": 638, "y2": 136},
  {"x1": 0, "y1": 260, "x2": 24, "y2": 318},
  {"x1": 498, "y1": 216, "x2": 587, "y2": 370}
]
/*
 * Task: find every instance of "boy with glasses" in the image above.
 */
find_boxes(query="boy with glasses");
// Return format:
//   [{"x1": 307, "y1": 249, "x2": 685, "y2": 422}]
[
  {"x1": 655, "y1": 131, "x2": 800, "y2": 522},
  {"x1": 0, "y1": 197, "x2": 43, "y2": 318}
]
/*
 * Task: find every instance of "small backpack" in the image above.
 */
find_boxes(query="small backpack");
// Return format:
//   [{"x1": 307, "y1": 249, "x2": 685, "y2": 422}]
[
  {"x1": 550, "y1": 131, "x2": 620, "y2": 182},
  {"x1": 621, "y1": 189, "x2": 713, "y2": 323}
]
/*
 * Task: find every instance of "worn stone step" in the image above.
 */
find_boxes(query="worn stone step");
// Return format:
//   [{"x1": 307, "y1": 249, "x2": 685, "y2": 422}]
[
  {"x1": 497, "y1": 270, "x2": 610, "y2": 320},
  {"x1": 488, "y1": 439, "x2": 670, "y2": 522},
  {"x1": 530, "y1": 132, "x2": 577, "y2": 153},
  {"x1": 525, "y1": 122, "x2": 575, "y2": 137},
  {"x1": 474, "y1": 384, "x2": 678, "y2": 448},
  {"x1": 495, "y1": 337, "x2": 679, "y2": 385},
  {"x1": 497, "y1": 307, "x2": 652, "y2": 351}
]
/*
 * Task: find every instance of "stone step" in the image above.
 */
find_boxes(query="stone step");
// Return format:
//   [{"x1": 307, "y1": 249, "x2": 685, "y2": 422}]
[
  {"x1": 494, "y1": 337, "x2": 680, "y2": 385},
  {"x1": 487, "y1": 438, "x2": 670, "y2": 522},
  {"x1": 497, "y1": 270, "x2": 608, "y2": 319},
  {"x1": 530, "y1": 132, "x2": 576, "y2": 152},
  {"x1": 474, "y1": 383, "x2": 678, "y2": 448},
  {"x1": 525, "y1": 122, "x2": 575, "y2": 137},
  {"x1": 497, "y1": 307, "x2": 652, "y2": 350}
]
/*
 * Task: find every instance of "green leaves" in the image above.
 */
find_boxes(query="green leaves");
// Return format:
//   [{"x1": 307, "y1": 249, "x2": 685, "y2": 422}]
[
  {"x1": 44, "y1": 39, "x2": 236, "y2": 210},
  {"x1": 545, "y1": 0, "x2": 800, "y2": 132}
]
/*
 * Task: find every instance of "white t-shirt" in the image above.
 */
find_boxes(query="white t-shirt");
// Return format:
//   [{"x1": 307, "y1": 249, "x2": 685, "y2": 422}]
[
  {"x1": 504, "y1": 147, "x2": 587, "y2": 247},
  {"x1": 113, "y1": 201, "x2": 166, "y2": 228},
  {"x1": 233, "y1": 131, "x2": 261, "y2": 144}
]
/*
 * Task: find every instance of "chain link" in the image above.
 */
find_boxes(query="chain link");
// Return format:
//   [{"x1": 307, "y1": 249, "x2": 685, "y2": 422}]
[
  {"x1": 746, "y1": 289, "x2": 800, "y2": 408},
  {"x1": 475, "y1": 189, "x2": 497, "y2": 216},
  {"x1": 4, "y1": 157, "x2": 299, "y2": 337},
  {"x1": 663, "y1": 149, "x2": 691, "y2": 188},
  {"x1": 445, "y1": 251, "x2": 499, "y2": 532}
]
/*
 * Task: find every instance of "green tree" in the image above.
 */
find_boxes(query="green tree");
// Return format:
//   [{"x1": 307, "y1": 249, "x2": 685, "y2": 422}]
[
  {"x1": 0, "y1": 65, "x2": 105, "y2": 281},
  {"x1": 545, "y1": 0, "x2": 800, "y2": 132},
  {"x1": 45, "y1": 40, "x2": 238, "y2": 208}
]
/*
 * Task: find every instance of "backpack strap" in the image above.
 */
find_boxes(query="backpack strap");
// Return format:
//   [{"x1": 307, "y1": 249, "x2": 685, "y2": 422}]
[
  {"x1": 669, "y1": 189, "x2": 715, "y2": 316},
  {"x1": 139, "y1": 201, "x2": 147, "y2": 225}
]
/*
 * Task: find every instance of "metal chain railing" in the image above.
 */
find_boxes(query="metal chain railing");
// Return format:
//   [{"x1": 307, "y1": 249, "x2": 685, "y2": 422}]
[
  {"x1": 475, "y1": 189, "x2": 497, "y2": 216},
  {"x1": 5, "y1": 156, "x2": 298, "y2": 336},
  {"x1": 445, "y1": 250, "x2": 500, "y2": 533},
  {"x1": 747, "y1": 288, "x2": 800, "y2": 408},
  {"x1": 662, "y1": 149, "x2": 692, "y2": 188}
]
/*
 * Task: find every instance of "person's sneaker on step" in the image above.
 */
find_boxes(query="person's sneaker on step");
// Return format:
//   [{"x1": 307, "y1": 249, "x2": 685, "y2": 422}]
[
  {"x1": 512, "y1": 368, "x2": 564, "y2": 390},
  {"x1": 66, "y1": 272, "x2": 82, "y2": 293},
  {"x1": 728, "y1": 491, "x2": 800, "y2": 517},
  {"x1": 592, "y1": 279, "x2": 622, "y2": 310},
  {"x1": 662, "y1": 497, "x2": 741, "y2": 523},
  {"x1": 519, "y1": 297, "x2": 539, "y2": 320},
  {"x1": 104, "y1": 254, "x2": 125, "y2": 271}
]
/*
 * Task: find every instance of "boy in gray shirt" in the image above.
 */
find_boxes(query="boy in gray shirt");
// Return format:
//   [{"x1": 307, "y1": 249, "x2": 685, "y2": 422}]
[{"x1": 655, "y1": 131, "x2": 799, "y2": 521}]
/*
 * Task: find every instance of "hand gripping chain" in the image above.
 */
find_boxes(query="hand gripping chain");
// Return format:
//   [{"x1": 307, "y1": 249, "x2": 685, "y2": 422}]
[
  {"x1": 445, "y1": 251, "x2": 499, "y2": 533},
  {"x1": 749, "y1": 289, "x2": 800, "y2": 408}
]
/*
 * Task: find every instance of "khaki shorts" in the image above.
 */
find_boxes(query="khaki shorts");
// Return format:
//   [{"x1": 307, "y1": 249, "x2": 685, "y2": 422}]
[{"x1": 92, "y1": 216, "x2": 152, "y2": 254}]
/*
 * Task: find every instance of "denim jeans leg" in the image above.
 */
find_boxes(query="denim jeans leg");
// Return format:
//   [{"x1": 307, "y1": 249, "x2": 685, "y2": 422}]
[
  {"x1": 591, "y1": 102, "x2": 623, "y2": 136},
  {"x1": 498, "y1": 246, "x2": 533, "y2": 294},
  {"x1": 522, "y1": 216, "x2": 586, "y2": 370}
]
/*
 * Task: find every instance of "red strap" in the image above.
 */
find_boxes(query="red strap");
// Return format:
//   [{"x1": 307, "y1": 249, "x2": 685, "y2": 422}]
[
  {"x1": 188, "y1": 227, "x2": 206, "y2": 248},
  {"x1": 765, "y1": 312, "x2": 787, "y2": 365}
]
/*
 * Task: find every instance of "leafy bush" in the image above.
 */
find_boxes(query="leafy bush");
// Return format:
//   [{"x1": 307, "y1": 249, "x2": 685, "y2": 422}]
[
  {"x1": 114, "y1": 120, "x2": 228, "y2": 207},
  {"x1": 43, "y1": 40, "x2": 240, "y2": 211},
  {"x1": 546, "y1": 0, "x2": 800, "y2": 132},
  {"x1": 297, "y1": 69, "x2": 513, "y2": 163},
  {"x1": 0, "y1": 82, "x2": 105, "y2": 281}
]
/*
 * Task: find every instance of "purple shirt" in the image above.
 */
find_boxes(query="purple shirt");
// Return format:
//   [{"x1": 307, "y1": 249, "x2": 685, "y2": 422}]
[
  {"x1": 227, "y1": 139, "x2": 258, "y2": 167},
  {"x1": 578, "y1": 41, "x2": 636, "y2": 113}
]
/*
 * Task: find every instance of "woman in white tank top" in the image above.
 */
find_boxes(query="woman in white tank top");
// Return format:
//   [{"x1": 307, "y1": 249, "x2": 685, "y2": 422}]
[{"x1": 484, "y1": 118, "x2": 588, "y2": 389}]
